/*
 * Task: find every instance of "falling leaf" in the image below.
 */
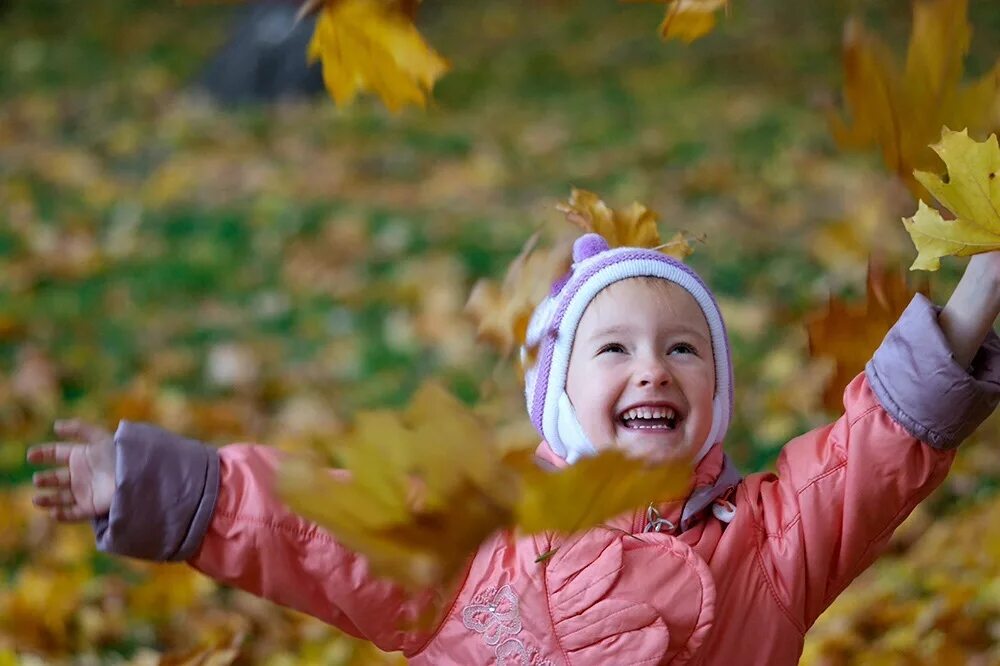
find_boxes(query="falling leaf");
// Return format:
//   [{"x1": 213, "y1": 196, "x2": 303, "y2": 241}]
[
  {"x1": 658, "y1": 0, "x2": 729, "y2": 43},
  {"x1": 557, "y1": 188, "x2": 694, "y2": 258},
  {"x1": 465, "y1": 233, "x2": 573, "y2": 356},
  {"x1": 806, "y1": 261, "x2": 928, "y2": 413},
  {"x1": 307, "y1": 0, "x2": 450, "y2": 111},
  {"x1": 512, "y1": 448, "x2": 693, "y2": 534},
  {"x1": 277, "y1": 381, "x2": 518, "y2": 588},
  {"x1": 628, "y1": 0, "x2": 729, "y2": 43},
  {"x1": 277, "y1": 381, "x2": 692, "y2": 589},
  {"x1": 903, "y1": 128, "x2": 1000, "y2": 271},
  {"x1": 829, "y1": 0, "x2": 1000, "y2": 199}
]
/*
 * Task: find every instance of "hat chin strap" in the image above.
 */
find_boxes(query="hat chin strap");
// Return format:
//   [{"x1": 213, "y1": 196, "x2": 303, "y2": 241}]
[{"x1": 553, "y1": 392, "x2": 725, "y2": 466}]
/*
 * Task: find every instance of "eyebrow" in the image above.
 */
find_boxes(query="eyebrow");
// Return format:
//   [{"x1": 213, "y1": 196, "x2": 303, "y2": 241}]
[{"x1": 586, "y1": 323, "x2": 711, "y2": 343}]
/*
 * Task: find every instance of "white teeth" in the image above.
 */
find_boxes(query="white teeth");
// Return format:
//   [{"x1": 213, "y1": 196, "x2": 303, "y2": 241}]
[{"x1": 622, "y1": 407, "x2": 678, "y2": 421}]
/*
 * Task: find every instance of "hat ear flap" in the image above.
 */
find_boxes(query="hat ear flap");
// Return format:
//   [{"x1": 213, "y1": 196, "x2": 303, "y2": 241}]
[
  {"x1": 552, "y1": 392, "x2": 597, "y2": 463},
  {"x1": 692, "y1": 396, "x2": 727, "y2": 465}
]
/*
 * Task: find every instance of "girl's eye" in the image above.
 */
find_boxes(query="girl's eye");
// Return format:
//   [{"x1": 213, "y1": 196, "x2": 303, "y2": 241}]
[
  {"x1": 598, "y1": 343, "x2": 626, "y2": 354},
  {"x1": 669, "y1": 343, "x2": 697, "y2": 355}
]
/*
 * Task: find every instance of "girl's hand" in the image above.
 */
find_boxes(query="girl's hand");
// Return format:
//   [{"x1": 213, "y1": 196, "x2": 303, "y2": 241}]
[
  {"x1": 939, "y1": 251, "x2": 1000, "y2": 369},
  {"x1": 26, "y1": 419, "x2": 115, "y2": 522}
]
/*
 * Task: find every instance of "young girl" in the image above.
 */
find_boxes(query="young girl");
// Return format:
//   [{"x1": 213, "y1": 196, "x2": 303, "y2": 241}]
[{"x1": 27, "y1": 232, "x2": 1000, "y2": 665}]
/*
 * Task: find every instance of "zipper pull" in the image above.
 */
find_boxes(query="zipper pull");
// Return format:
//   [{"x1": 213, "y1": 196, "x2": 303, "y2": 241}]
[{"x1": 644, "y1": 503, "x2": 676, "y2": 534}]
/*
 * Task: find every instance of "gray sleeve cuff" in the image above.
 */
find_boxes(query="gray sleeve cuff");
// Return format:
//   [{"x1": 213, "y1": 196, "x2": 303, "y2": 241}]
[
  {"x1": 91, "y1": 421, "x2": 220, "y2": 561},
  {"x1": 865, "y1": 293, "x2": 1000, "y2": 449}
]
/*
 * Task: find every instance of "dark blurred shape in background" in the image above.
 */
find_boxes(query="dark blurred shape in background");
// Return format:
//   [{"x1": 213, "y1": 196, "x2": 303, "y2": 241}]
[{"x1": 196, "y1": 0, "x2": 324, "y2": 105}]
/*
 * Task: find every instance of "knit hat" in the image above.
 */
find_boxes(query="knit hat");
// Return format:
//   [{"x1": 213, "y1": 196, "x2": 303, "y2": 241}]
[{"x1": 521, "y1": 233, "x2": 733, "y2": 464}]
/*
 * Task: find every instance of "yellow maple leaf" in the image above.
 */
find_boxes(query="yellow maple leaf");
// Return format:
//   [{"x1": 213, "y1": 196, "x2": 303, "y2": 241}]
[
  {"x1": 307, "y1": 0, "x2": 449, "y2": 112},
  {"x1": 557, "y1": 188, "x2": 694, "y2": 258},
  {"x1": 903, "y1": 128, "x2": 1000, "y2": 271},
  {"x1": 277, "y1": 381, "x2": 692, "y2": 590},
  {"x1": 465, "y1": 233, "x2": 573, "y2": 356},
  {"x1": 806, "y1": 261, "x2": 928, "y2": 412},
  {"x1": 829, "y1": 0, "x2": 1000, "y2": 199},
  {"x1": 659, "y1": 0, "x2": 729, "y2": 43}
]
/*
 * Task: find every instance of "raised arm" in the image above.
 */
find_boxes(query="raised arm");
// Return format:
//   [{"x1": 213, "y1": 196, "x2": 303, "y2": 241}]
[
  {"x1": 939, "y1": 252, "x2": 1000, "y2": 369},
  {"x1": 750, "y1": 253, "x2": 1000, "y2": 631}
]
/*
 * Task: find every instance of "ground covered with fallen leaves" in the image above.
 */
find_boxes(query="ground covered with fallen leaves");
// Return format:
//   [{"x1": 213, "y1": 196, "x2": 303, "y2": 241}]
[{"x1": 3, "y1": 0, "x2": 1000, "y2": 663}]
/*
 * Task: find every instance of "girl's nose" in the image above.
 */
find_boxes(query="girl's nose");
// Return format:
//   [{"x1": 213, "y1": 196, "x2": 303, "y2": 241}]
[{"x1": 637, "y1": 360, "x2": 672, "y2": 388}]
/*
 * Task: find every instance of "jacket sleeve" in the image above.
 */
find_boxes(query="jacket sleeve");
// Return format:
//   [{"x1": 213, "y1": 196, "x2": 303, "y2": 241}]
[
  {"x1": 751, "y1": 293, "x2": 1000, "y2": 631},
  {"x1": 92, "y1": 422, "x2": 439, "y2": 655}
]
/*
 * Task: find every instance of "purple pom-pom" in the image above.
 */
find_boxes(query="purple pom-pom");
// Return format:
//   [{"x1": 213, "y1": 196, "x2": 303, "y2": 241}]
[{"x1": 572, "y1": 233, "x2": 610, "y2": 263}]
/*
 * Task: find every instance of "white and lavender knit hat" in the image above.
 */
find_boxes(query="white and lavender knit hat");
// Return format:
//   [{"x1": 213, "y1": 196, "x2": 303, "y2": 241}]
[{"x1": 521, "y1": 233, "x2": 734, "y2": 465}]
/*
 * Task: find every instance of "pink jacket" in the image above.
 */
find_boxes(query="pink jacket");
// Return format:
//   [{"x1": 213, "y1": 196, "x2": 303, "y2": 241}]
[{"x1": 94, "y1": 295, "x2": 1000, "y2": 664}]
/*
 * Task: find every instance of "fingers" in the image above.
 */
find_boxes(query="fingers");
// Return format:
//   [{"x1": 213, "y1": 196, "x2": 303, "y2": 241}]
[
  {"x1": 25, "y1": 418, "x2": 113, "y2": 466},
  {"x1": 54, "y1": 418, "x2": 110, "y2": 444},
  {"x1": 25, "y1": 443, "x2": 74, "y2": 466},
  {"x1": 32, "y1": 468, "x2": 70, "y2": 488},
  {"x1": 47, "y1": 506, "x2": 91, "y2": 523},
  {"x1": 30, "y1": 465, "x2": 76, "y2": 513},
  {"x1": 32, "y1": 489, "x2": 76, "y2": 509},
  {"x1": 30, "y1": 473, "x2": 95, "y2": 523}
]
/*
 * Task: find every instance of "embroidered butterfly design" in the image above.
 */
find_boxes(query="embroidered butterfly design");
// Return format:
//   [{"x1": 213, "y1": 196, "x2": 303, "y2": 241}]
[
  {"x1": 496, "y1": 637, "x2": 531, "y2": 665},
  {"x1": 462, "y1": 585, "x2": 523, "y2": 646}
]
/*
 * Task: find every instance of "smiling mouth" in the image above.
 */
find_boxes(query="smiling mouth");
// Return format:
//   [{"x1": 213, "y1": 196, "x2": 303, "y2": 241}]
[{"x1": 619, "y1": 406, "x2": 681, "y2": 431}]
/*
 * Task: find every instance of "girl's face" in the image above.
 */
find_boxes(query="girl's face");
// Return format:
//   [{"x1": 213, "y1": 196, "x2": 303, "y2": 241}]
[{"x1": 565, "y1": 278, "x2": 716, "y2": 463}]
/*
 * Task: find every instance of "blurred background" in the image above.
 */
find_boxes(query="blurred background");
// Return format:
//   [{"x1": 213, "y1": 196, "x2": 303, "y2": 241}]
[{"x1": 3, "y1": 0, "x2": 1000, "y2": 663}]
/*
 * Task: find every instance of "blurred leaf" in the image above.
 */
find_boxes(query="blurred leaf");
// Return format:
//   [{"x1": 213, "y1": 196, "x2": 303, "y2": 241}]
[
  {"x1": 159, "y1": 621, "x2": 244, "y2": 666},
  {"x1": 659, "y1": 0, "x2": 729, "y2": 43},
  {"x1": 278, "y1": 381, "x2": 519, "y2": 588},
  {"x1": 629, "y1": 0, "x2": 729, "y2": 43},
  {"x1": 806, "y1": 260, "x2": 928, "y2": 413},
  {"x1": 278, "y1": 381, "x2": 691, "y2": 588},
  {"x1": 829, "y1": 0, "x2": 1000, "y2": 199},
  {"x1": 11, "y1": 345, "x2": 59, "y2": 417},
  {"x1": 512, "y1": 448, "x2": 692, "y2": 534},
  {"x1": 0, "y1": 565, "x2": 89, "y2": 652},
  {"x1": 903, "y1": 128, "x2": 1000, "y2": 270},
  {"x1": 465, "y1": 232, "x2": 572, "y2": 358},
  {"x1": 307, "y1": 0, "x2": 449, "y2": 111}
]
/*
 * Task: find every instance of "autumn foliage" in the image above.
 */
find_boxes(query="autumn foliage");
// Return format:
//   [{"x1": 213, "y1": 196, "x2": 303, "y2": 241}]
[
  {"x1": 3, "y1": 0, "x2": 1000, "y2": 664},
  {"x1": 829, "y1": 0, "x2": 1000, "y2": 201}
]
